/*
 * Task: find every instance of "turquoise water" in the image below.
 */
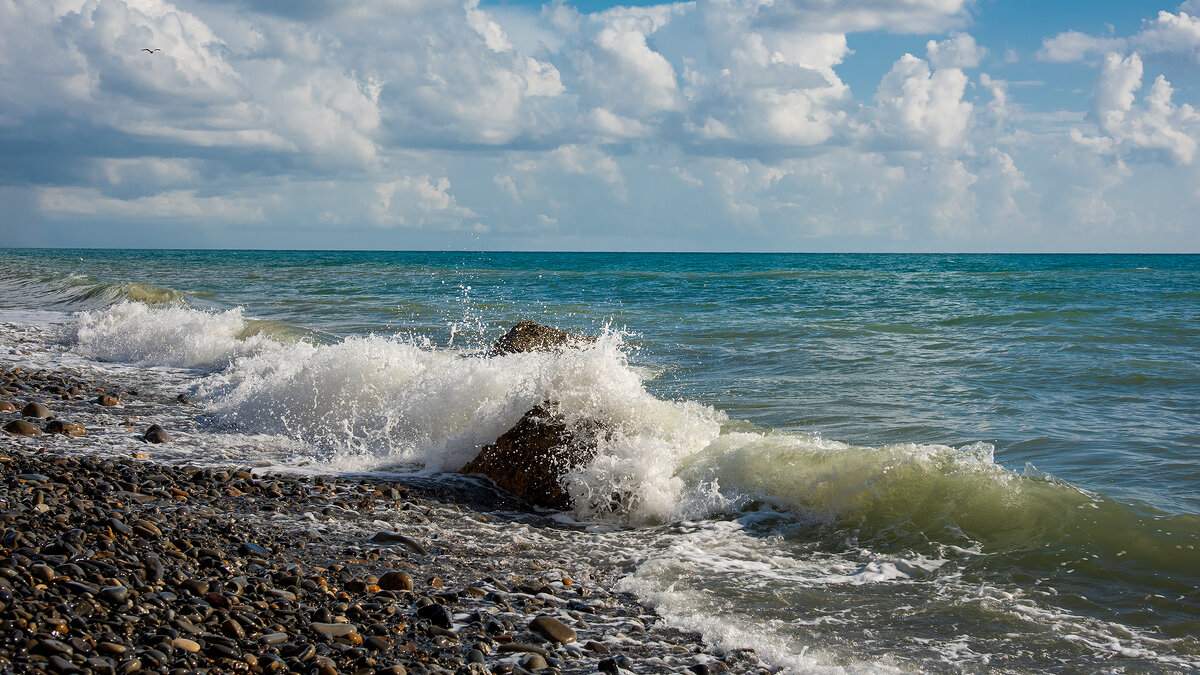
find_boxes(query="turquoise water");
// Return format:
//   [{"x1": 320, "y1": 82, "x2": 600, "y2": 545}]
[{"x1": 2, "y1": 249, "x2": 1198, "y2": 671}]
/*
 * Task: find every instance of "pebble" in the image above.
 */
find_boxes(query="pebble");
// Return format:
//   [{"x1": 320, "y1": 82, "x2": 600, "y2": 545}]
[
  {"x1": 370, "y1": 531, "x2": 428, "y2": 555},
  {"x1": 530, "y1": 615, "x2": 577, "y2": 644},
  {"x1": 4, "y1": 419, "x2": 43, "y2": 435},
  {"x1": 20, "y1": 401, "x2": 51, "y2": 418},
  {"x1": 172, "y1": 638, "x2": 201, "y2": 653},
  {"x1": 521, "y1": 654, "x2": 548, "y2": 670},
  {"x1": 379, "y1": 570, "x2": 413, "y2": 592},
  {"x1": 144, "y1": 424, "x2": 172, "y2": 443},
  {"x1": 313, "y1": 622, "x2": 359, "y2": 637},
  {"x1": 44, "y1": 419, "x2": 87, "y2": 436},
  {"x1": 98, "y1": 585, "x2": 129, "y2": 604},
  {"x1": 96, "y1": 394, "x2": 119, "y2": 406}
]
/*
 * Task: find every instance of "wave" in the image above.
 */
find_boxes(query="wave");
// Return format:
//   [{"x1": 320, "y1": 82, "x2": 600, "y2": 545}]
[
  {"x1": 0, "y1": 268, "x2": 189, "y2": 309},
  {"x1": 65, "y1": 303, "x2": 1200, "y2": 575}
]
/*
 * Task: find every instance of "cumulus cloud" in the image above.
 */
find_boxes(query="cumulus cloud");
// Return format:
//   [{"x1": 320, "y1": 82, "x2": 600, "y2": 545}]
[
  {"x1": 373, "y1": 175, "x2": 478, "y2": 227},
  {"x1": 870, "y1": 53, "x2": 973, "y2": 151},
  {"x1": 1075, "y1": 52, "x2": 1200, "y2": 165},
  {"x1": 926, "y1": 33, "x2": 984, "y2": 69},
  {"x1": 1040, "y1": 10, "x2": 1200, "y2": 63},
  {"x1": 564, "y1": 5, "x2": 686, "y2": 119}
]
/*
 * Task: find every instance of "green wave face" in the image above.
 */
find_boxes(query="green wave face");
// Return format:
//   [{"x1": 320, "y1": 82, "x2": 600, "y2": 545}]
[{"x1": 681, "y1": 431, "x2": 1200, "y2": 584}]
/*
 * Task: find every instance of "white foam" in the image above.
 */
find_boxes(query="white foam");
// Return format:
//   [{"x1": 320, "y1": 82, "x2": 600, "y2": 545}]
[{"x1": 74, "y1": 302, "x2": 273, "y2": 370}]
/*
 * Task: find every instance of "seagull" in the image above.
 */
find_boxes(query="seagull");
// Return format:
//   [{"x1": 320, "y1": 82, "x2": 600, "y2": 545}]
[{"x1": 141, "y1": 48, "x2": 160, "y2": 54}]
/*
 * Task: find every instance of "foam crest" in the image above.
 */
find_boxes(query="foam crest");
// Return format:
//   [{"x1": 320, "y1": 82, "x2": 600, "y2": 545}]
[
  {"x1": 74, "y1": 301, "x2": 274, "y2": 370},
  {"x1": 196, "y1": 329, "x2": 721, "y2": 482}
]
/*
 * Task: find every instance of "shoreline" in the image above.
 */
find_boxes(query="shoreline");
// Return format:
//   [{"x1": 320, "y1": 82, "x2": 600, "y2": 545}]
[{"x1": 0, "y1": 363, "x2": 761, "y2": 675}]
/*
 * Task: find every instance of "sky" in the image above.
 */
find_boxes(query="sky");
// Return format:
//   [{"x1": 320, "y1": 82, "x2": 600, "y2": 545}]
[{"x1": 1, "y1": 0, "x2": 1199, "y2": 252}]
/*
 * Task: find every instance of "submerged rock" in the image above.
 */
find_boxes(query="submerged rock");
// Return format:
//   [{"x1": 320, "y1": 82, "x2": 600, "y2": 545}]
[
  {"x1": 144, "y1": 424, "x2": 172, "y2": 443},
  {"x1": 462, "y1": 322, "x2": 604, "y2": 510},
  {"x1": 460, "y1": 404, "x2": 598, "y2": 510},
  {"x1": 490, "y1": 321, "x2": 594, "y2": 356}
]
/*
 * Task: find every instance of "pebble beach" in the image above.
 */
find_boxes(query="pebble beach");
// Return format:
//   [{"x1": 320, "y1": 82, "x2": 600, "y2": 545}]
[{"x1": 0, "y1": 364, "x2": 752, "y2": 675}]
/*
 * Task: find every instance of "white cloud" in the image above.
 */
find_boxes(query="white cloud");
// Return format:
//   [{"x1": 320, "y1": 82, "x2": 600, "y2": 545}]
[
  {"x1": 3, "y1": 0, "x2": 1199, "y2": 252},
  {"x1": 926, "y1": 33, "x2": 984, "y2": 69},
  {"x1": 37, "y1": 186, "x2": 265, "y2": 222},
  {"x1": 373, "y1": 175, "x2": 478, "y2": 227},
  {"x1": 871, "y1": 53, "x2": 973, "y2": 151},
  {"x1": 94, "y1": 158, "x2": 198, "y2": 188},
  {"x1": 1039, "y1": 31, "x2": 1124, "y2": 63},
  {"x1": 546, "y1": 145, "x2": 626, "y2": 195},
  {"x1": 566, "y1": 5, "x2": 686, "y2": 119},
  {"x1": 589, "y1": 108, "x2": 651, "y2": 139},
  {"x1": 740, "y1": 0, "x2": 971, "y2": 34},
  {"x1": 1040, "y1": 10, "x2": 1200, "y2": 63},
  {"x1": 1078, "y1": 52, "x2": 1200, "y2": 165},
  {"x1": 494, "y1": 174, "x2": 521, "y2": 203}
]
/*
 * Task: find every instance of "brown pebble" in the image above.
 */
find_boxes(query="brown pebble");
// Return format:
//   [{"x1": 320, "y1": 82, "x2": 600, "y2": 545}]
[
  {"x1": 173, "y1": 637, "x2": 201, "y2": 653},
  {"x1": 530, "y1": 615, "x2": 577, "y2": 644},
  {"x1": 20, "y1": 401, "x2": 50, "y2": 418},
  {"x1": 44, "y1": 420, "x2": 86, "y2": 437},
  {"x1": 144, "y1": 425, "x2": 172, "y2": 443},
  {"x1": 3, "y1": 419, "x2": 43, "y2": 436},
  {"x1": 585, "y1": 641, "x2": 611, "y2": 654},
  {"x1": 0, "y1": 401, "x2": 15, "y2": 412},
  {"x1": 96, "y1": 394, "x2": 119, "y2": 406},
  {"x1": 379, "y1": 571, "x2": 412, "y2": 592}
]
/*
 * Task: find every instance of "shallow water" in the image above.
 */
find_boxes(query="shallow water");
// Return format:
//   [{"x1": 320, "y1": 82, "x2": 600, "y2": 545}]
[{"x1": 1, "y1": 249, "x2": 1197, "y2": 672}]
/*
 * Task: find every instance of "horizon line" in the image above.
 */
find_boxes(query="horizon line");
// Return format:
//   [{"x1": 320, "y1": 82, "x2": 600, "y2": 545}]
[{"x1": 2, "y1": 246, "x2": 1197, "y2": 256}]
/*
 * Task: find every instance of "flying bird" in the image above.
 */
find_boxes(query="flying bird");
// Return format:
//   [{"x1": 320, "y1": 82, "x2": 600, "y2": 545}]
[{"x1": 141, "y1": 48, "x2": 160, "y2": 54}]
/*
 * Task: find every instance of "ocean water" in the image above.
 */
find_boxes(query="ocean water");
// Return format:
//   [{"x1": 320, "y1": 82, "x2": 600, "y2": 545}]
[{"x1": 1, "y1": 248, "x2": 1197, "y2": 673}]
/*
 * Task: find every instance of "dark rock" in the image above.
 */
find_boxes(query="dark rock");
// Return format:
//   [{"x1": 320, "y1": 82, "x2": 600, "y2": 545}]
[
  {"x1": 98, "y1": 586, "x2": 129, "y2": 604},
  {"x1": 491, "y1": 321, "x2": 594, "y2": 356},
  {"x1": 459, "y1": 404, "x2": 599, "y2": 510},
  {"x1": 529, "y1": 615, "x2": 576, "y2": 644},
  {"x1": 45, "y1": 420, "x2": 86, "y2": 437},
  {"x1": 461, "y1": 324, "x2": 608, "y2": 510},
  {"x1": 379, "y1": 571, "x2": 413, "y2": 592},
  {"x1": 144, "y1": 425, "x2": 172, "y2": 444},
  {"x1": 312, "y1": 622, "x2": 358, "y2": 637},
  {"x1": 416, "y1": 603, "x2": 453, "y2": 628},
  {"x1": 370, "y1": 531, "x2": 427, "y2": 555},
  {"x1": 584, "y1": 641, "x2": 610, "y2": 654},
  {"x1": 20, "y1": 401, "x2": 51, "y2": 418},
  {"x1": 521, "y1": 654, "x2": 548, "y2": 671},
  {"x1": 238, "y1": 541, "x2": 271, "y2": 557},
  {"x1": 96, "y1": 394, "x2": 119, "y2": 406},
  {"x1": 4, "y1": 419, "x2": 43, "y2": 436}
]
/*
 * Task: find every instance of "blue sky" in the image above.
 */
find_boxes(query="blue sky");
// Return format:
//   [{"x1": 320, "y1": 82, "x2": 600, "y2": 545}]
[{"x1": 1, "y1": 0, "x2": 1198, "y2": 252}]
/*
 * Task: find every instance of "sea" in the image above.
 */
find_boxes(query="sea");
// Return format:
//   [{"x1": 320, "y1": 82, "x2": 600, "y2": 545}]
[{"x1": 0, "y1": 249, "x2": 1197, "y2": 673}]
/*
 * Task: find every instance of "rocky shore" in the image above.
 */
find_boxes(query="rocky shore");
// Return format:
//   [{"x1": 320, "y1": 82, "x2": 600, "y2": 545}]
[{"x1": 0, "y1": 364, "x2": 765, "y2": 675}]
